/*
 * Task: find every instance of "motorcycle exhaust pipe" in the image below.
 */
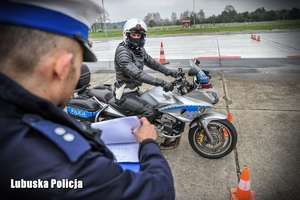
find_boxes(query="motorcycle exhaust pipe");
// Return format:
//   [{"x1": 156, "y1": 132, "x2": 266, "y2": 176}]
[
  {"x1": 159, "y1": 132, "x2": 182, "y2": 139},
  {"x1": 157, "y1": 122, "x2": 182, "y2": 139}
]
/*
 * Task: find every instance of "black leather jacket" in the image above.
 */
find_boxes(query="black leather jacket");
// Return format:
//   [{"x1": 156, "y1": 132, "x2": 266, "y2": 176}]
[{"x1": 114, "y1": 42, "x2": 173, "y2": 88}]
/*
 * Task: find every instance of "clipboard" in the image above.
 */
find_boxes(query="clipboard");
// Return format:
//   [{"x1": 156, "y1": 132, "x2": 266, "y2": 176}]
[{"x1": 91, "y1": 116, "x2": 141, "y2": 172}]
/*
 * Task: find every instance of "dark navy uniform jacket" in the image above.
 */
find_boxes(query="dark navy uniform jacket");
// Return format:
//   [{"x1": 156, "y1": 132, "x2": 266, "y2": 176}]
[{"x1": 0, "y1": 73, "x2": 175, "y2": 200}]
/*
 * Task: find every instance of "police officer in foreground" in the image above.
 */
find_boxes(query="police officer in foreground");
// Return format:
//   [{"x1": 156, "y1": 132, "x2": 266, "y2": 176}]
[
  {"x1": 0, "y1": 1, "x2": 175, "y2": 199},
  {"x1": 114, "y1": 18, "x2": 177, "y2": 122}
]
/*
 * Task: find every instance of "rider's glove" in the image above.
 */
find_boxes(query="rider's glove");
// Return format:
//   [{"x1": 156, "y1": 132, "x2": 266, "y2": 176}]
[
  {"x1": 168, "y1": 70, "x2": 178, "y2": 78},
  {"x1": 155, "y1": 78, "x2": 174, "y2": 92},
  {"x1": 162, "y1": 81, "x2": 174, "y2": 92}
]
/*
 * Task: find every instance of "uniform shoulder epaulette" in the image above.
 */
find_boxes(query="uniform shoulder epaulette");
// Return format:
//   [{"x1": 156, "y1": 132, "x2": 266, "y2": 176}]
[{"x1": 22, "y1": 114, "x2": 91, "y2": 162}]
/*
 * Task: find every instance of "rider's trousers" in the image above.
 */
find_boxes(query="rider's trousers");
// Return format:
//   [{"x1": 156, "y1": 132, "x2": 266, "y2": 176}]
[{"x1": 115, "y1": 91, "x2": 156, "y2": 122}]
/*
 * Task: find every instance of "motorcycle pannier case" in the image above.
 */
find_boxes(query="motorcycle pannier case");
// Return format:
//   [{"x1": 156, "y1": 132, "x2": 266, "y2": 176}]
[
  {"x1": 75, "y1": 63, "x2": 91, "y2": 90},
  {"x1": 66, "y1": 98, "x2": 100, "y2": 122}
]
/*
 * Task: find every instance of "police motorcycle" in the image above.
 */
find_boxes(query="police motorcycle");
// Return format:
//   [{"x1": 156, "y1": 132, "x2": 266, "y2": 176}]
[{"x1": 66, "y1": 58, "x2": 237, "y2": 159}]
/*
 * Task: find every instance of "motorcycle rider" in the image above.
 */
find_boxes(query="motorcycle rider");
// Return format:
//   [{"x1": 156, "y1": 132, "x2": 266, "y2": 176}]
[{"x1": 114, "y1": 18, "x2": 177, "y2": 122}]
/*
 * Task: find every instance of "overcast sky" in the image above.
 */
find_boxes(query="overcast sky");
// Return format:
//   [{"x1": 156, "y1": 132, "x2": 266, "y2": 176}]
[{"x1": 103, "y1": 0, "x2": 300, "y2": 22}]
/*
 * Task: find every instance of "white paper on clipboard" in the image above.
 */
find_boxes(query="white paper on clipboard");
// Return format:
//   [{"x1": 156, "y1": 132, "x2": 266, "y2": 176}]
[{"x1": 91, "y1": 116, "x2": 141, "y2": 163}]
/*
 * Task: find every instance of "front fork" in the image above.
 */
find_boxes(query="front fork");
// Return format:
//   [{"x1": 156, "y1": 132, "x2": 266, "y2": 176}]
[
  {"x1": 189, "y1": 112, "x2": 228, "y2": 142},
  {"x1": 196, "y1": 120, "x2": 214, "y2": 142}
]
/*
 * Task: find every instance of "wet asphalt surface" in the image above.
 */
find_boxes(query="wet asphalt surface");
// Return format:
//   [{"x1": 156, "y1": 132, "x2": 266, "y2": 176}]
[{"x1": 84, "y1": 30, "x2": 300, "y2": 199}]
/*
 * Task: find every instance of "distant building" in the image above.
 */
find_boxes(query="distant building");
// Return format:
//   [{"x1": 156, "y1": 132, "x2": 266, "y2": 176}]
[{"x1": 182, "y1": 20, "x2": 190, "y2": 28}]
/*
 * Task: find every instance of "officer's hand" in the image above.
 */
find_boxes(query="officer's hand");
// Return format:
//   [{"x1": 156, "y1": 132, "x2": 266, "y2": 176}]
[
  {"x1": 132, "y1": 117, "x2": 156, "y2": 143},
  {"x1": 162, "y1": 81, "x2": 174, "y2": 92}
]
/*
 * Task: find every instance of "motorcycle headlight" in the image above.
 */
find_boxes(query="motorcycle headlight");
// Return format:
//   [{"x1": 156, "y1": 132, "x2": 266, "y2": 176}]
[{"x1": 207, "y1": 92, "x2": 219, "y2": 104}]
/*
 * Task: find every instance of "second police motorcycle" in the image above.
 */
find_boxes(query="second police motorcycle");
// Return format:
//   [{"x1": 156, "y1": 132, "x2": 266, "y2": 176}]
[{"x1": 66, "y1": 58, "x2": 238, "y2": 159}]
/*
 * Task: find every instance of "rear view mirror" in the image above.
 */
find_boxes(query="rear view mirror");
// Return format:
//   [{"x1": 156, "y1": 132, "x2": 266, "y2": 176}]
[{"x1": 193, "y1": 58, "x2": 200, "y2": 66}]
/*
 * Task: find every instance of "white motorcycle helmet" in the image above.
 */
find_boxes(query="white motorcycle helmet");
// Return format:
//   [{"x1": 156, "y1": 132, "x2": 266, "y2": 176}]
[{"x1": 123, "y1": 18, "x2": 147, "y2": 48}]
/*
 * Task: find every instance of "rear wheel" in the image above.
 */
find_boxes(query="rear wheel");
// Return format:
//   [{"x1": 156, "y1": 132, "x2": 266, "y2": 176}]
[{"x1": 188, "y1": 119, "x2": 237, "y2": 159}]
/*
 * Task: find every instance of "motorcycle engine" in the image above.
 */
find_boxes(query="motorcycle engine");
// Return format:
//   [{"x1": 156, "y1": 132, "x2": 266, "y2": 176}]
[
  {"x1": 160, "y1": 114, "x2": 176, "y2": 126},
  {"x1": 156, "y1": 114, "x2": 181, "y2": 146}
]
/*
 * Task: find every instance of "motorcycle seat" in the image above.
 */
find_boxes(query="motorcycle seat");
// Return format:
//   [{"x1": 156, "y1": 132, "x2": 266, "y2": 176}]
[
  {"x1": 93, "y1": 84, "x2": 113, "y2": 91},
  {"x1": 87, "y1": 89, "x2": 113, "y2": 103},
  {"x1": 108, "y1": 97, "x2": 136, "y2": 116}
]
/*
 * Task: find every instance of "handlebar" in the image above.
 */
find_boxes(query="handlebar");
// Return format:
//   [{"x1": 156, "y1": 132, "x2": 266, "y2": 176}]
[
  {"x1": 169, "y1": 68, "x2": 194, "y2": 94},
  {"x1": 176, "y1": 68, "x2": 185, "y2": 78}
]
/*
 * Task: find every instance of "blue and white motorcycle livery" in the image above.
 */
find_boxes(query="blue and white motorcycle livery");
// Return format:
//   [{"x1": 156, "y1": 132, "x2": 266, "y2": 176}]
[{"x1": 66, "y1": 59, "x2": 237, "y2": 159}]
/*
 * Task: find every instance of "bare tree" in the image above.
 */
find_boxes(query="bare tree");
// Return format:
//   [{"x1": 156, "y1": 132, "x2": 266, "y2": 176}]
[
  {"x1": 91, "y1": 9, "x2": 110, "y2": 32},
  {"x1": 143, "y1": 12, "x2": 162, "y2": 26},
  {"x1": 180, "y1": 10, "x2": 191, "y2": 20},
  {"x1": 171, "y1": 12, "x2": 177, "y2": 25},
  {"x1": 198, "y1": 9, "x2": 205, "y2": 23},
  {"x1": 144, "y1": 13, "x2": 152, "y2": 25},
  {"x1": 164, "y1": 18, "x2": 171, "y2": 25},
  {"x1": 224, "y1": 5, "x2": 235, "y2": 13},
  {"x1": 153, "y1": 12, "x2": 161, "y2": 25}
]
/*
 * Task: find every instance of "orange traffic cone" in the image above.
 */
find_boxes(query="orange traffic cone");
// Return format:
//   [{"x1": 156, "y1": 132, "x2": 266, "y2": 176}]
[
  {"x1": 230, "y1": 167, "x2": 256, "y2": 200},
  {"x1": 227, "y1": 112, "x2": 233, "y2": 122},
  {"x1": 256, "y1": 35, "x2": 260, "y2": 42},
  {"x1": 159, "y1": 42, "x2": 169, "y2": 65}
]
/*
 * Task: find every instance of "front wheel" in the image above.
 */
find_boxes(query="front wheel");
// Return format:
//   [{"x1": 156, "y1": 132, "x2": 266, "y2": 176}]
[{"x1": 188, "y1": 119, "x2": 237, "y2": 159}]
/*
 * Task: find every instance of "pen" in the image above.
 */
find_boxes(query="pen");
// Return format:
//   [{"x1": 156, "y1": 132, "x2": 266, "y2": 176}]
[{"x1": 132, "y1": 125, "x2": 141, "y2": 134}]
